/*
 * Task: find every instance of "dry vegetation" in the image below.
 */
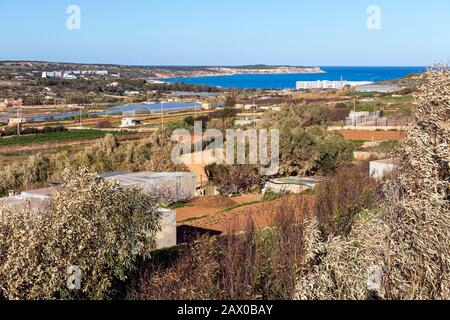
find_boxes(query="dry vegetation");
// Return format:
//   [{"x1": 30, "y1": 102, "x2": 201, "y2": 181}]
[{"x1": 131, "y1": 66, "x2": 449, "y2": 301}]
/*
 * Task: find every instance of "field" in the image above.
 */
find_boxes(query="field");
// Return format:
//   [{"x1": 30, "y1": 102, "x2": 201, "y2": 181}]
[
  {"x1": 0, "y1": 129, "x2": 130, "y2": 147},
  {"x1": 338, "y1": 129, "x2": 407, "y2": 141},
  {"x1": 177, "y1": 194, "x2": 315, "y2": 235}
]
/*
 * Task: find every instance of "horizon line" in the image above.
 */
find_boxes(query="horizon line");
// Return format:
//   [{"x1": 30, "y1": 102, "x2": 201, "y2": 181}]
[{"x1": 0, "y1": 60, "x2": 428, "y2": 68}]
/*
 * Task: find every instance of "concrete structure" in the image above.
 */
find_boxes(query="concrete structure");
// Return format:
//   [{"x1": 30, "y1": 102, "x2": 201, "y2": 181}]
[
  {"x1": 201, "y1": 102, "x2": 212, "y2": 110},
  {"x1": 370, "y1": 159, "x2": 397, "y2": 180},
  {"x1": 0, "y1": 175, "x2": 183, "y2": 250},
  {"x1": 0, "y1": 187, "x2": 55, "y2": 210},
  {"x1": 7, "y1": 117, "x2": 27, "y2": 126},
  {"x1": 155, "y1": 208, "x2": 177, "y2": 249},
  {"x1": 104, "y1": 172, "x2": 197, "y2": 203},
  {"x1": 346, "y1": 111, "x2": 380, "y2": 126},
  {"x1": 355, "y1": 84, "x2": 401, "y2": 93},
  {"x1": 296, "y1": 80, "x2": 373, "y2": 90},
  {"x1": 265, "y1": 177, "x2": 326, "y2": 194},
  {"x1": 120, "y1": 117, "x2": 142, "y2": 127}
]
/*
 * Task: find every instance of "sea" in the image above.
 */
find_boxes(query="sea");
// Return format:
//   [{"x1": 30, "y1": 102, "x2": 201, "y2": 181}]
[{"x1": 164, "y1": 66, "x2": 426, "y2": 89}]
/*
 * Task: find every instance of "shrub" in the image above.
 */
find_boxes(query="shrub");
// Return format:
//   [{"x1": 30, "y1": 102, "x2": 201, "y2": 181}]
[
  {"x1": 315, "y1": 161, "x2": 383, "y2": 238},
  {"x1": 96, "y1": 121, "x2": 113, "y2": 128},
  {"x1": 208, "y1": 164, "x2": 260, "y2": 196},
  {"x1": 0, "y1": 167, "x2": 161, "y2": 300}
]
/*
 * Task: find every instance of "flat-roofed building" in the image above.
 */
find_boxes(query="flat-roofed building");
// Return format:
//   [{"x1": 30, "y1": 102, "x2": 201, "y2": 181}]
[
  {"x1": 103, "y1": 172, "x2": 197, "y2": 204},
  {"x1": 120, "y1": 117, "x2": 142, "y2": 127},
  {"x1": 296, "y1": 80, "x2": 372, "y2": 90},
  {"x1": 7, "y1": 117, "x2": 27, "y2": 126}
]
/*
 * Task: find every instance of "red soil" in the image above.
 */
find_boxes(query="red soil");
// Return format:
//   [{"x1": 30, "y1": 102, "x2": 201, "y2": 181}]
[
  {"x1": 339, "y1": 130, "x2": 407, "y2": 141},
  {"x1": 179, "y1": 194, "x2": 315, "y2": 234}
]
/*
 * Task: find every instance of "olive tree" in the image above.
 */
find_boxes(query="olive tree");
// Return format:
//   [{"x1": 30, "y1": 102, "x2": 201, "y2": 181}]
[{"x1": 0, "y1": 167, "x2": 161, "y2": 300}]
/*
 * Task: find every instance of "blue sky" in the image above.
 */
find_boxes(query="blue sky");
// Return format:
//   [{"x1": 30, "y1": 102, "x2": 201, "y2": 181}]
[{"x1": 0, "y1": 0, "x2": 449, "y2": 66}]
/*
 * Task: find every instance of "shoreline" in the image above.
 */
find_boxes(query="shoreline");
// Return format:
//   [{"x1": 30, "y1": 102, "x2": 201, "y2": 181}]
[
  {"x1": 159, "y1": 70, "x2": 327, "y2": 81},
  {"x1": 157, "y1": 67, "x2": 326, "y2": 79}
]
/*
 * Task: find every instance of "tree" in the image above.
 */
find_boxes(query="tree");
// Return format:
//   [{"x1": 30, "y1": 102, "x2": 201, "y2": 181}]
[
  {"x1": 224, "y1": 95, "x2": 236, "y2": 109},
  {"x1": 0, "y1": 167, "x2": 160, "y2": 300},
  {"x1": 207, "y1": 164, "x2": 260, "y2": 196}
]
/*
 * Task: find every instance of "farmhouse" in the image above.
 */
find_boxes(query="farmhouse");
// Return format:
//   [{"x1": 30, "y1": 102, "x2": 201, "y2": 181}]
[{"x1": 120, "y1": 117, "x2": 142, "y2": 127}]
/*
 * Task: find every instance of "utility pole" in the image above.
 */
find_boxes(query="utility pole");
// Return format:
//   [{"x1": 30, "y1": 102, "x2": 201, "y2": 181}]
[
  {"x1": 161, "y1": 102, "x2": 164, "y2": 130},
  {"x1": 79, "y1": 106, "x2": 83, "y2": 128},
  {"x1": 16, "y1": 106, "x2": 21, "y2": 136},
  {"x1": 253, "y1": 100, "x2": 257, "y2": 129}
]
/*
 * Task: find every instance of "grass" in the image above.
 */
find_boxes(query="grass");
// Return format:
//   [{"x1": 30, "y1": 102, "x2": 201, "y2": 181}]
[
  {"x1": 167, "y1": 201, "x2": 189, "y2": 210},
  {"x1": 219, "y1": 200, "x2": 266, "y2": 213},
  {"x1": 368, "y1": 140, "x2": 399, "y2": 153},
  {"x1": 379, "y1": 95, "x2": 414, "y2": 102},
  {"x1": 350, "y1": 140, "x2": 368, "y2": 149},
  {"x1": 347, "y1": 92, "x2": 379, "y2": 97},
  {"x1": 350, "y1": 140, "x2": 400, "y2": 153},
  {"x1": 0, "y1": 129, "x2": 130, "y2": 147},
  {"x1": 178, "y1": 215, "x2": 209, "y2": 223}
]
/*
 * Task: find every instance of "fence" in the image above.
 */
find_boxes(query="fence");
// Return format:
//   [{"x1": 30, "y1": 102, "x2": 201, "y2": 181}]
[{"x1": 345, "y1": 116, "x2": 414, "y2": 127}]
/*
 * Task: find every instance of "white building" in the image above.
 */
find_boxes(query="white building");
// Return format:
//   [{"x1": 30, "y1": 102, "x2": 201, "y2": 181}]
[
  {"x1": 7, "y1": 117, "x2": 27, "y2": 126},
  {"x1": 124, "y1": 90, "x2": 141, "y2": 96},
  {"x1": 296, "y1": 80, "x2": 373, "y2": 90},
  {"x1": 41, "y1": 70, "x2": 108, "y2": 79},
  {"x1": 104, "y1": 172, "x2": 197, "y2": 204},
  {"x1": 120, "y1": 117, "x2": 142, "y2": 127}
]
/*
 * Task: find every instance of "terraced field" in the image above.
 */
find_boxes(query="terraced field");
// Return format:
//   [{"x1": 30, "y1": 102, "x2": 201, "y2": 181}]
[
  {"x1": 178, "y1": 194, "x2": 315, "y2": 234},
  {"x1": 0, "y1": 129, "x2": 132, "y2": 147}
]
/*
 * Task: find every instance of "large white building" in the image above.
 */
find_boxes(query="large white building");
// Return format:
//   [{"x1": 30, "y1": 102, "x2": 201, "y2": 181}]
[
  {"x1": 42, "y1": 70, "x2": 109, "y2": 79},
  {"x1": 296, "y1": 80, "x2": 373, "y2": 90}
]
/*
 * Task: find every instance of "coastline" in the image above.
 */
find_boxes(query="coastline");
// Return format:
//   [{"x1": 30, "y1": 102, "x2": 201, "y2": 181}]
[{"x1": 157, "y1": 67, "x2": 326, "y2": 79}]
